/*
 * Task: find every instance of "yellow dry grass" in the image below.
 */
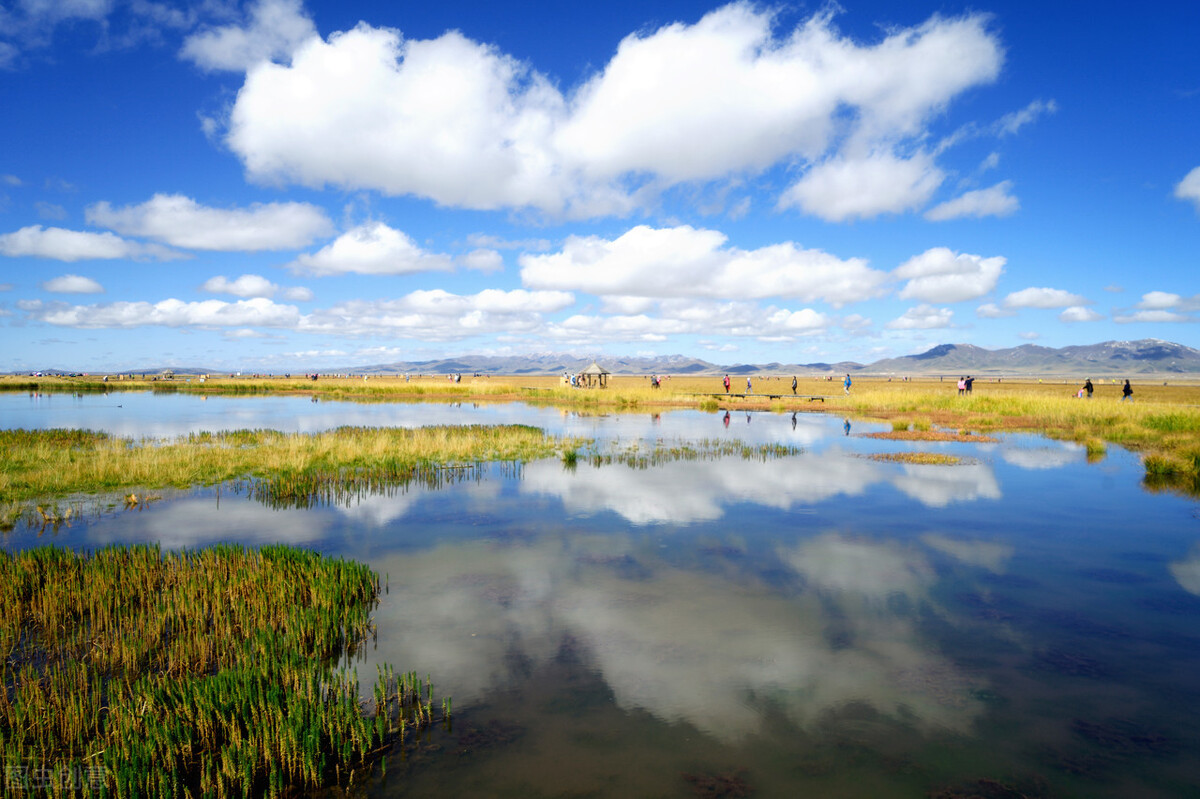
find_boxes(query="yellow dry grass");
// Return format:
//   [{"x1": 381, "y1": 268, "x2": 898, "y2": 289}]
[
  {"x1": 0, "y1": 425, "x2": 570, "y2": 505},
  {"x1": 5, "y1": 373, "x2": 1200, "y2": 489}
]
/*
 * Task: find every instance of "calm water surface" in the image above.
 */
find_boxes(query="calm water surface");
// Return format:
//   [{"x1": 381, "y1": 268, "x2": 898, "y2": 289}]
[{"x1": 4, "y1": 393, "x2": 1200, "y2": 797}]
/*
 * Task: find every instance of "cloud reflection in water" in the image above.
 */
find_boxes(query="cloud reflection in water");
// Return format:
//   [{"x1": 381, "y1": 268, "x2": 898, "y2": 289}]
[
  {"x1": 85, "y1": 496, "x2": 327, "y2": 548},
  {"x1": 522, "y1": 450, "x2": 1001, "y2": 524},
  {"x1": 1169, "y1": 544, "x2": 1200, "y2": 596},
  {"x1": 366, "y1": 531, "x2": 987, "y2": 743}
]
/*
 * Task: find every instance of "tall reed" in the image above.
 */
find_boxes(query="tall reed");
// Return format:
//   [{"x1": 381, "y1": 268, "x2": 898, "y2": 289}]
[{"x1": 0, "y1": 544, "x2": 443, "y2": 796}]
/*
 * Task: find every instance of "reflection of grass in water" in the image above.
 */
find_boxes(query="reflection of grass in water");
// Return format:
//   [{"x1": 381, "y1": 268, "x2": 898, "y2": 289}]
[
  {"x1": 868, "y1": 452, "x2": 964, "y2": 465},
  {"x1": 864, "y1": 430, "x2": 998, "y2": 443},
  {"x1": 1143, "y1": 452, "x2": 1200, "y2": 496},
  {"x1": 0, "y1": 544, "x2": 444, "y2": 797},
  {"x1": 587, "y1": 439, "x2": 800, "y2": 469},
  {"x1": 0, "y1": 425, "x2": 575, "y2": 508}
]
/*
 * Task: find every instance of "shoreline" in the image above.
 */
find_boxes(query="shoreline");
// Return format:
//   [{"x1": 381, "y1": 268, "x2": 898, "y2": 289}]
[{"x1": 3, "y1": 374, "x2": 1198, "y2": 496}]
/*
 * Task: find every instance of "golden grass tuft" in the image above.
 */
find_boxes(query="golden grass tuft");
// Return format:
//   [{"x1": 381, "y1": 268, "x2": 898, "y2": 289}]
[
  {"x1": 868, "y1": 452, "x2": 963, "y2": 465},
  {"x1": 0, "y1": 425, "x2": 578, "y2": 506},
  {"x1": 863, "y1": 430, "x2": 999, "y2": 443}
]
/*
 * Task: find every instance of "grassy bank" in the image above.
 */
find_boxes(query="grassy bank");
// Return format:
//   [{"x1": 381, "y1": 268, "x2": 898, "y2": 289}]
[
  {"x1": 513, "y1": 375, "x2": 1200, "y2": 489},
  {"x1": 834, "y1": 380, "x2": 1200, "y2": 493},
  {"x1": 0, "y1": 424, "x2": 574, "y2": 511},
  {"x1": 5, "y1": 373, "x2": 1200, "y2": 491},
  {"x1": 0, "y1": 543, "x2": 440, "y2": 797},
  {"x1": 555, "y1": 375, "x2": 1200, "y2": 491},
  {"x1": 1, "y1": 373, "x2": 520, "y2": 401}
]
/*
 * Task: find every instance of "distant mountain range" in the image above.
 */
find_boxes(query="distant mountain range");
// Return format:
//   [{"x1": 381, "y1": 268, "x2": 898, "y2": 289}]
[
  {"x1": 346, "y1": 339, "x2": 1200, "y2": 376},
  {"x1": 22, "y1": 339, "x2": 1200, "y2": 377},
  {"x1": 863, "y1": 339, "x2": 1200, "y2": 376}
]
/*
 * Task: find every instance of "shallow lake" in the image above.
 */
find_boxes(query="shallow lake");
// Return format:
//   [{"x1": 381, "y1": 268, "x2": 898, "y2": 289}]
[{"x1": 4, "y1": 392, "x2": 1200, "y2": 797}]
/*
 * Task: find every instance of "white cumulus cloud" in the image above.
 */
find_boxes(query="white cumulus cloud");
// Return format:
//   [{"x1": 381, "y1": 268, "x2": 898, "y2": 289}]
[
  {"x1": 1058, "y1": 306, "x2": 1103, "y2": 322},
  {"x1": 286, "y1": 221, "x2": 454, "y2": 276},
  {"x1": 41, "y1": 274, "x2": 103, "y2": 293},
  {"x1": 520, "y1": 225, "x2": 887, "y2": 306},
  {"x1": 180, "y1": 0, "x2": 317, "y2": 72},
  {"x1": 765, "y1": 307, "x2": 829, "y2": 331},
  {"x1": 32, "y1": 297, "x2": 302, "y2": 329},
  {"x1": 221, "y1": 5, "x2": 1002, "y2": 219},
  {"x1": 304, "y1": 289, "x2": 574, "y2": 340},
  {"x1": 895, "y1": 247, "x2": 1005, "y2": 303},
  {"x1": 924, "y1": 180, "x2": 1018, "y2": 221},
  {"x1": 975, "y1": 303, "x2": 1014, "y2": 318},
  {"x1": 1135, "y1": 291, "x2": 1200, "y2": 312},
  {"x1": 201, "y1": 274, "x2": 278, "y2": 298},
  {"x1": 1003, "y1": 287, "x2": 1090, "y2": 309},
  {"x1": 458, "y1": 248, "x2": 504, "y2": 273},
  {"x1": 779, "y1": 150, "x2": 944, "y2": 222},
  {"x1": 1137, "y1": 291, "x2": 1182, "y2": 309},
  {"x1": 886, "y1": 304, "x2": 954, "y2": 330},
  {"x1": 1174, "y1": 166, "x2": 1200, "y2": 212},
  {"x1": 1114, "y1": 310, "x2": 1191, "y2": 324},
  {"x1": 86, "y1": 194, "x2": 333, "y2": 251},
  {"x1": 282, "y1": 286, "x2": 313, "y2": 301},
  {"x1": 16, "y1": 287, "x2": 576, "y2": 343},
  {"x1": 538, "y1": 298, "x2": 834, "y2": 346},
  {"x1": 0, "y1": 225, "x2": 182, "y2": 262}
]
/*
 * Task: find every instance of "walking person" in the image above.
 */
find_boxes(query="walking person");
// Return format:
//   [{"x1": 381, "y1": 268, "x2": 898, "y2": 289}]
[
  {"x1": 746, "y1": 376, "x2": 753, "y2": 394},
  {"x1": 843, "y1": 373, "x2": 852, "y2": 395},
  {"x1": 1084, "y1": 378, "x2": 1093, "y2": 399},
  {"x1": 1122, "y1": 379, "x2": 1133, "y2": 402},
  {"x1": 957, "y1": 377, "x2": 965, "y2": 396},
  {"x1": 723, "y1": 374, "x2": 731, "y2": 394},
  {"x1": 792, "y1": 375, "x2": 797, "y2": 395}
]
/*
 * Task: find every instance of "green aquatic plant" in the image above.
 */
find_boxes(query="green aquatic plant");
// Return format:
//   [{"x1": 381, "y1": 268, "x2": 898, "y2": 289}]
[
  {"x1": 561, "y1": 447, "x2": 579, "y2": 469},
  {"x1": 0, "y1": 544, "x2": 445, "y2": 797}
]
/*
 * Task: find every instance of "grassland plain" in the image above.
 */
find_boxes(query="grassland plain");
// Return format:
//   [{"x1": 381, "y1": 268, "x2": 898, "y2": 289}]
[
  {"x1": 4, "y1": 372, "x2": 1200, "y2": 494},
  {"x1": 0, "y1": 542, "x2": 442, "y2": 797}
]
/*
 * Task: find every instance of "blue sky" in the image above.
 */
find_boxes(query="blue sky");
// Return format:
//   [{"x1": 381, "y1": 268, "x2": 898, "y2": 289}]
[{"x1": 1, "y1": 0, "x2": 1197, "y2": 373}]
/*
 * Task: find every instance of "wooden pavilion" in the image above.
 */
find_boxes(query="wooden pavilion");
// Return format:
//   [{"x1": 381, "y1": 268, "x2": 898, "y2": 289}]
[{"x1": 579, "y1": 361, "x2": 610, "y2": 388}]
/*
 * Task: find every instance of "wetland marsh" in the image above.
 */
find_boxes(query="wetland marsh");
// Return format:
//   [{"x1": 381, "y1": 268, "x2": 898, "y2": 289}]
[{"x1": 2, "y1": 385, "x2": 1200, "y2": 797}]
